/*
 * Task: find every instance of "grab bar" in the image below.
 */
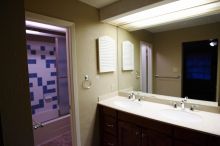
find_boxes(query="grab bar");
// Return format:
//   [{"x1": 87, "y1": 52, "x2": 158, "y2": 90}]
[
  {"x1": 155, "y1": 75, "x2": 181, "y2": 79},
  {"x1": 32, "y1": 119, "x2": 44, "y2": 130}
]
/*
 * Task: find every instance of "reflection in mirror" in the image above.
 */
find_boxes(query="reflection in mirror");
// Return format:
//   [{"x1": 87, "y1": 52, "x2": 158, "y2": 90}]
[
  {"x1": 182, "y1": 39, "x2": 218, "y2": 102},
  {"x1": 117, "y1": 27, "x2": 152, "y2": 91},
  {"x1": 116, "y1": 12, "x2": 220, "y2": 104}
]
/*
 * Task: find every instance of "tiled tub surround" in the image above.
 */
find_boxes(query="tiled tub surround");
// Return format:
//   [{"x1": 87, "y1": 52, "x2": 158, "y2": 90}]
[
  {"x1": 98, "y1": 96, "x2": 220, "y2": 136},
  {"x1": 27, "y1": 37, "x2": 58, "y2": 123}
]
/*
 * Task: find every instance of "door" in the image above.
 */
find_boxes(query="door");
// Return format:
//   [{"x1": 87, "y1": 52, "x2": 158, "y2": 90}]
[
  {"x1": 182, "y1": 39, "x2": 218, "y2": 101},
  {"x1": 118, "y1": 121, "x2": 141, "y2": 146},
  {"x1": 140, "y1": 42, "x2": 153, "y2": 93},
  {"x1": 25, "y1": 19, "x2": 73, "y2": 146}
]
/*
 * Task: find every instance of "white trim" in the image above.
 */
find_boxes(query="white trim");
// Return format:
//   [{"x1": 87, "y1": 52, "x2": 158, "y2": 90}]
[
  {"x1": 43, "y1": 114, "x2": 70, "y2": 125},
  {"x1": 140, "y1": 41, "x2": 153, "y2": 93},
  {"x1": 25, "y1": 11, "x2": 81, "y2": 146}
]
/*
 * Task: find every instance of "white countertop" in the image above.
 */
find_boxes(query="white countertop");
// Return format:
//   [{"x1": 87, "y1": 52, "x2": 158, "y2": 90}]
[{"x1": 98, "y1": 96, "x2": 220, "y2": 136}]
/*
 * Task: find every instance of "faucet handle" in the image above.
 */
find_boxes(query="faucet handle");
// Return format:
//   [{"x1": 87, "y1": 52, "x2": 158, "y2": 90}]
[
  {"x1": 182, "y1": 96, "x2": 188, "y2": 102},
  {"x1": 171, "y1": 101, "x2": 178, "y2": 108},
  {"x1": 190, "y1": 105, "x2": 199, "y2": 111},
  {"x1": 128, "y1": 94, "x2": 132, "y2": 99},
  {"x1": 138, "y1": 96, "x2": 144, "y2": 101},
  {"x1": 128, "y1": 92, "x2": 135, "y2": 99}
]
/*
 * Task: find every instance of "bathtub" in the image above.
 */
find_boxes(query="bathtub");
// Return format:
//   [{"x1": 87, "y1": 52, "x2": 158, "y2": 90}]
[{"x1": 33, "y1": 114, "x2": 71, "y2": 146}]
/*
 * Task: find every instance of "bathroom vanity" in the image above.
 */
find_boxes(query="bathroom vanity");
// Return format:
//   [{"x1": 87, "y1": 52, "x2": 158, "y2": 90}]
[{"x1": 98, "y1": 96, "x2": 220, "y2": 146}]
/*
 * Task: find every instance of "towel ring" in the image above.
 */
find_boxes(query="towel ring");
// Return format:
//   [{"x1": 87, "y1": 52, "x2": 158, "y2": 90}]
[{"x1": 82, "y1": 75, "x2": 92, "y2": 89}]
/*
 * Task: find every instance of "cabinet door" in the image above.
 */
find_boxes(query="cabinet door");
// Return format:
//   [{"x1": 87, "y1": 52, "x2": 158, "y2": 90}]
[
  {"x1": 147, "y1": 130, "x2": 172, "y2": 146},
  {"x1": 118, "y1": 121, "x2": 141, "y2": 146},
  {"x1": 141, "y1": 129, "x2": 148, "y2": 146},
  {"x1": 103, "y1": 133, "x2": 117, "y2": 146}
]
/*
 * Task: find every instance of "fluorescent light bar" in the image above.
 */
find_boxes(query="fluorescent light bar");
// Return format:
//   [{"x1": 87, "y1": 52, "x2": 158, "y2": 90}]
[
  {"x1": 108, "y1": 0, "x2": 219, "y2": 26},
  {"x1": 26, "y1": 30, "x2": 65, "y2": 38},
  {"x1": 26, "y1": 30, "x2": 42, "y2": 35},
  {"x1": 26, "y1": 20, "x2": 66, "y2": 32},
  {"x1": 122, "y1": 1, "x2": 220, "y2": 31}
]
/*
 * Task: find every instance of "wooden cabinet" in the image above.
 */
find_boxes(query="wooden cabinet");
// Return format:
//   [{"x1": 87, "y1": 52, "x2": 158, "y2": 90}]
[
  {"x1": 118, "y1": 121, "x2": 141, "y2": 146},
  {"x1": 99, "y1": 105, "x2": 220, "y2": 146},
  {"x1": 103, "y1": 133, "x2": 117, "y2": 146},
  {"x1": 147, "y1": 129, "x2": 172, "y2": 146},
  {"x1": 100, "y1": 106, "x2": 117, "y2": 146},
  {"x1": 174, "y1": 127, "x2": 207, "y2": 146},
  {"x1": 103, "y1": 115, "x2": 117, "y2": 136},
  {"x1": 141, "y1": 129, "x2": 148, "y2": 146},
  {"x1": 207, "y1": 136, "x2": 220, "y2": 146},
  {"x1": 118, "y1": 122, "x2": 172, "y2": 146},
  {"x1": 174, "y1": 140, "x2": 194, "y2": 146}
]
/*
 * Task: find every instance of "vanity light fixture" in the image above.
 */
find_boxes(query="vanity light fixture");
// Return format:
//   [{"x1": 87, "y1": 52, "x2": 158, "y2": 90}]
[
  {"x1": 26, "y1": 29, "x2": 66, "y2": 38},
  {"x1": 26, "y1": 29, "x2": 42, "y2": 35},
  {"x1": 102, "y1": 0, "x2": 220, "y2": 31}
]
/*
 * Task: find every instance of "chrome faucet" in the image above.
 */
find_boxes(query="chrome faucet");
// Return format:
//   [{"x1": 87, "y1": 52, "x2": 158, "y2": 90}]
[
  {"x1": 180, "y1": 96, "x2": 188, "y2": 110},
  {"x1": 128, "y1": 92, "x2": 135, "y2": 100}
]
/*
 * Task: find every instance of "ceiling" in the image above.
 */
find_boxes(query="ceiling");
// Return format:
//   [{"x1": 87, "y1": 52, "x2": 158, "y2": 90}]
[{"x1": 78, "y1": 0, "x2": 119, "y2": 8}]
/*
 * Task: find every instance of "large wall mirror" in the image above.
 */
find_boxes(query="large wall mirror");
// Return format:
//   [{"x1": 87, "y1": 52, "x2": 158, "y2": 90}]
[{"x1": 117, "y1": 13, "x2": 220, "y2": 105}]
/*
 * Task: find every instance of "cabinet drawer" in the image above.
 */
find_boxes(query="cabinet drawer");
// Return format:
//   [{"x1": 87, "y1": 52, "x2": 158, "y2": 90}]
[
  {"x1": 103, "y1": 133, "x2": 117, "y2": 146},
  {"x1": 103, "y1": 115, "x2": 117, "y2": 135},
  {"x1": 118, "y1": 111, "x2": 172, "y2": 135},
  {"x1": 103, "y1": 106, "x2": 117, "y2": 118},
  {"x1": 174, "y1": 127, "x2": 207, "y2": 146}
]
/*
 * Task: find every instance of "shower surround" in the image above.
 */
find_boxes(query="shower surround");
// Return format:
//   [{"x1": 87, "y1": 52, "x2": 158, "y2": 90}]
[{"x1": 27, "y1": 38, "x2": 59, "y2": 123}]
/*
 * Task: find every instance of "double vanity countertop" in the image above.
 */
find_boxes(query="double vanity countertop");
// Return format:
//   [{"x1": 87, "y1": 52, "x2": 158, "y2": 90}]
[{"x1": 98, "y1": 95, "x2": 220, "y2": 136}]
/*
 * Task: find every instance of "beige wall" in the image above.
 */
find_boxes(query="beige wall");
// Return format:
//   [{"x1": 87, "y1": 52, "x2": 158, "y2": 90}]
[
  {"x1": 25, "y1": 0, "x2": 150, "y2": 146},
  {"x1": 153, "y1": 22, "x2": 220, "y2": 100},
  {"x1": 118, "y1": 28, "x2": 153, "y2": 90}
]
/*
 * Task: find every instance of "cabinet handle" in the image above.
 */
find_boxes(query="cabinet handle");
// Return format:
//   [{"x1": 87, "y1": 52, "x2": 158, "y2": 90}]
[
  {"x1": 105, "y1": 123, "x2": 114, "y2": 128},
  {"x1": 107, "y1": 142, "x2": 114, "y2": 146}
]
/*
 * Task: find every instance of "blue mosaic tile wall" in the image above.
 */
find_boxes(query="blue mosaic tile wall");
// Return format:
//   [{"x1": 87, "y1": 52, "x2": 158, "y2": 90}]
[{"x1": 27, "y1": 40, "x2": 59, "y2": 121}]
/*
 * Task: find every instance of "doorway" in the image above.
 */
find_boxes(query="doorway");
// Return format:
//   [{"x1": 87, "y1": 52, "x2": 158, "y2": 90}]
[
  {"x1": 182, "y1": 39, "x2": 218, "y2": 101},
  {"x1": 26, "y1": 20, "x2": 72, "y2": 145},
  {"x1": 140, "y1": 41, "x2": 153, "y2": 93},
  {"x1": 24, "y1": 12, "x2": 80, "y2": 145}
]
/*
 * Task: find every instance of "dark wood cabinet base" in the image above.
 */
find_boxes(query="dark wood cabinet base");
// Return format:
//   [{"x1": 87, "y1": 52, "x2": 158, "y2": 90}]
[{"x1": 99, "y1": 105, "x2": 220, "y2": 146}]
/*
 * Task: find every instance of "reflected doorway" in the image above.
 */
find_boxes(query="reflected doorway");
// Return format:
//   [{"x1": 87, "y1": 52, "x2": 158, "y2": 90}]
[
  {"x1": 140, "y1": 41, "x2": 153, "y2": 93},
  {"x1": 182, "y1": 39, "x2": 218, "y2": 101}
]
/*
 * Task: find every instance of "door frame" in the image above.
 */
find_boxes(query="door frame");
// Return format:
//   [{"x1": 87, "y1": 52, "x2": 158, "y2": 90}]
[
  {"x1": 140, "y1": 41, "x2": 153, "y2": 93},
  {"x1": 25, "y1": 11, "x2": 81, "y2": 146}
]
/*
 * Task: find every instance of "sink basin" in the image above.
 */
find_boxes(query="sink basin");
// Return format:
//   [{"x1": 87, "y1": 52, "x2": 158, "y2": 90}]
[
  {"x1": 159, "y1": 109, "x2": 202, "y2": 123},
  {"x1": 114, "y1": 100, "x2": 142, "y2": 109}
]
